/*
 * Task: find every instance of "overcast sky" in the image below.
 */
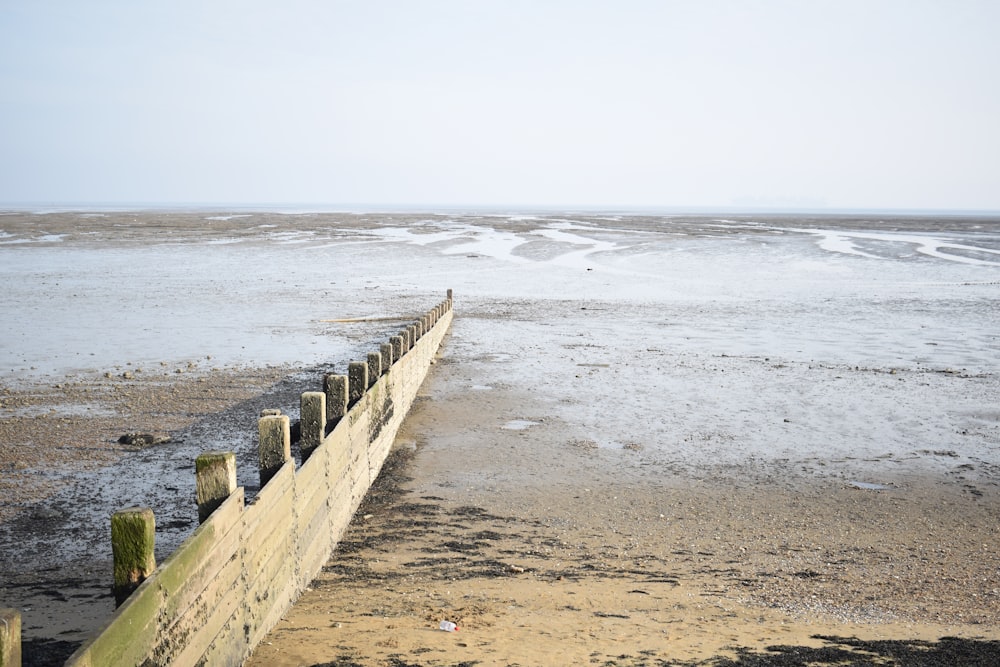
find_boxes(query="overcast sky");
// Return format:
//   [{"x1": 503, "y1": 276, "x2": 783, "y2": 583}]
[{"x1": 1, "y1": 1, "x2": 998, "y2": 211}]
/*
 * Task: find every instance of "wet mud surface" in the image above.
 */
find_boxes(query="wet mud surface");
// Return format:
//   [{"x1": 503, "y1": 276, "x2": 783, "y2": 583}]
[{"x1": 0, "y1": 360, "x2": 393, "y2": 664}]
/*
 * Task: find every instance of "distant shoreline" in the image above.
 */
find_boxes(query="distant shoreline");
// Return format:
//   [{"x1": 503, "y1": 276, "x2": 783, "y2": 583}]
[{"x1": 3, "y1": 202, "x2": 1000, "y2": 217}]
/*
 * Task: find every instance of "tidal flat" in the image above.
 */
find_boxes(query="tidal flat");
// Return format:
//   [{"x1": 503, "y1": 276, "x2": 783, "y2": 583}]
[{"x1": 2, "y1": 210, "x2": 998, "y2": 665}]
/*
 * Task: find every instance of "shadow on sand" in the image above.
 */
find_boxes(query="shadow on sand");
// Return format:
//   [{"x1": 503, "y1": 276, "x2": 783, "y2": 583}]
[
  {"x1": 307, "y1": 635, "x2": 1000, "y2": 667},
  {"x1": 694, "y1": 635, "x2": 1000, "y2": 667}
]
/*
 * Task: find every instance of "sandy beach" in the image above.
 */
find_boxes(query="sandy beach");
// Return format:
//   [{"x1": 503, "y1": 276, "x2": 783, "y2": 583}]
[
  {"x1": 245, "y1": 319, "x2": 1000, "y2": 666},
  {"x1": 1, "y1": 210, "x2": 999, "y2": 665}
]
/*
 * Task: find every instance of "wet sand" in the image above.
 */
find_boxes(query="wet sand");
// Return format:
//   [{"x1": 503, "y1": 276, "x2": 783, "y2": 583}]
[{"x1": 2, "y1": 210, "x2": 999, "y2": 665}]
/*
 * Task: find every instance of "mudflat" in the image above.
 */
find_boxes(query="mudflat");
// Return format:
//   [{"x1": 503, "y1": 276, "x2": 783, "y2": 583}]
[{"x1": 2, "y1": 210, "x2": 999, "y2": 665}]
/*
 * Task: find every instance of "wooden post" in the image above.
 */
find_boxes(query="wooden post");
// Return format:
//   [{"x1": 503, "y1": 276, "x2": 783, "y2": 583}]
[
  {"x1": 447, "y1": 288, "x2": 453, "y2": 301},
  {"x1": 390, "y1": 335, "x2": 404, "y2": 361},
  {"x1": 111, "y1": 507, "x2": 156, "y2": 607},
  {"x1": 380, "y1": 342, "x2": 393, "y2": 373},
  {"x1": 366, "y1": 352, "x2": 381, "y2": 387},
  {"x1": 0, "y1": 608, "x2": 20, "y2": 667},
  {"x1": 348, "y1": 361, "x2": 368, "y2": 405},
  {"x1": 259, "y1": 414, "x2": 291, "y2": 487},
  {"x1": 195, "y1": 451, "x2": 237, "y2": 523},
  {"x1": 300, "y1": 391, "x2": 326, "y2": 460},
  {"x1": 324, "y1": 374, "x2": 348, "y2": 427},
  {"x1": 398, "y1": 329, "x2": 411, "y2": 352}
]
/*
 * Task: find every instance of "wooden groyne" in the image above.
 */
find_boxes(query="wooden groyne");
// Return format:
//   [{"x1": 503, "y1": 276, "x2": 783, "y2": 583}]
[{"x1": 0, "y1": 292, "x2": 453, "y2": 667}]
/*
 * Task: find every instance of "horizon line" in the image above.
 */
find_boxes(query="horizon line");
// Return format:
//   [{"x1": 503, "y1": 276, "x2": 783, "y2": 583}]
[{"x1": 2, "y1": 201, "x2": 1000, "y2": 217}]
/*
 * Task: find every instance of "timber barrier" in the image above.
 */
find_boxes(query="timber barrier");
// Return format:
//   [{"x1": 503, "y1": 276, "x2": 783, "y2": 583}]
[{"x1": 23, "y1": 291, "x2": 454, "y2": 667}]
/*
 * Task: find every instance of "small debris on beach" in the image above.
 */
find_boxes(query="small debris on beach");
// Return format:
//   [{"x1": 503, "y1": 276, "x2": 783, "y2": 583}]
[{"x1": 117, "y1": 432, "x2": 171, "y2": 447}]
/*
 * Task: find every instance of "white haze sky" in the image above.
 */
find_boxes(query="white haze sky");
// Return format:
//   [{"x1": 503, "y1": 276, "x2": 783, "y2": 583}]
[{"x1": 1, "y1": 1, "x2": 998, "y2": 211}]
